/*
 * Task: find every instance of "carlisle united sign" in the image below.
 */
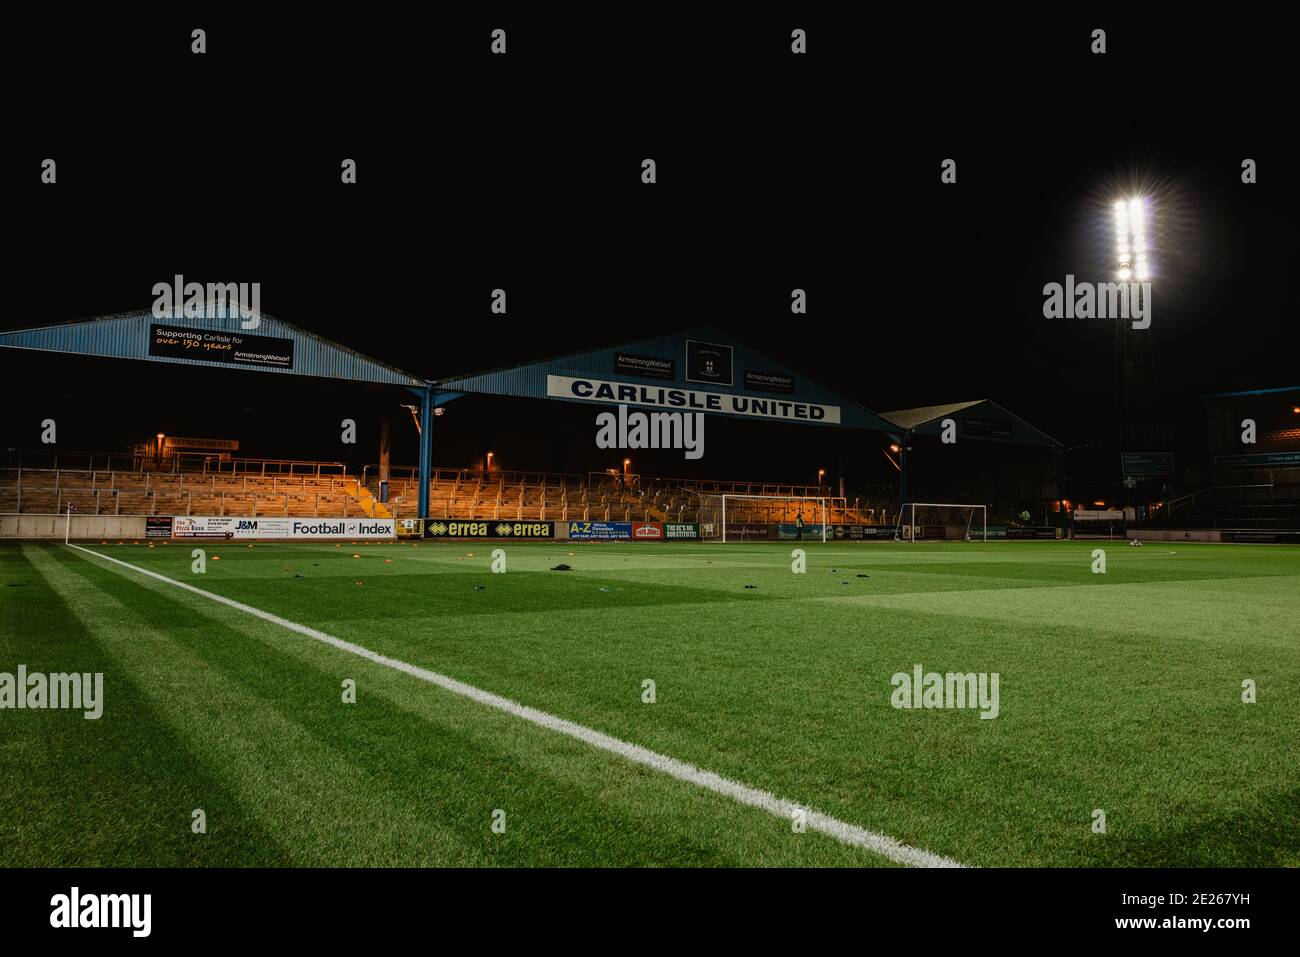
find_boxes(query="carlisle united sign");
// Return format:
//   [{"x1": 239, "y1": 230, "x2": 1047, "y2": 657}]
[{"x1": 545, "y1": 374, "x2": 840, "y2": 424}]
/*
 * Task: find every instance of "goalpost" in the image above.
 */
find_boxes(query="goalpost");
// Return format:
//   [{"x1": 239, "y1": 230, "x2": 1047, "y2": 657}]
[
  {"x1": 695, "y1": 493, "x2": 829, "y2": 542},
  {"x1": 895, "y1": 502, "x2": 987, "y2": 542}
]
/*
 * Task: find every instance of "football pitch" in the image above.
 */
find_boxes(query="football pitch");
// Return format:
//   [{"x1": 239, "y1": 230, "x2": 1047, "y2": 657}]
[{"x1": 2, "y1": 538, "x2": 1297, "y2": 868}]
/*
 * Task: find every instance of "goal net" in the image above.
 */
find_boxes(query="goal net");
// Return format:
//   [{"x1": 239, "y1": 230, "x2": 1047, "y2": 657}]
[
  {"x1": 694, "y1": 493, "x2": 829, "y2": 542},
  {"x1": 895, "y1": 502, "x2": 987, "y2": 542}
]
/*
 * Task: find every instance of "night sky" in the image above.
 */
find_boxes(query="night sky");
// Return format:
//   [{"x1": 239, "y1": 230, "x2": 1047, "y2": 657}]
[{"x1": 4, "y1": 13, "x2": 1293, "y2": 493}]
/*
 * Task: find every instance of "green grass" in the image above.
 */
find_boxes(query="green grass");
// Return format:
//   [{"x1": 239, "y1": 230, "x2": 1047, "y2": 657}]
[{"x1": 1, "y1": 537, "x2": 1297, "y2": 867}]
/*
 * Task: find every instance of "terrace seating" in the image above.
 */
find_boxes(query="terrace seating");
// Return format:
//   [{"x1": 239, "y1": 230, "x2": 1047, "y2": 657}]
[
  {"x1": 186, "y1": 493, "x2": 220, "y2": 515},
  {"x1": 2, "y1": 455, "x2": 897, "y2": 525},
  {"x1": 255, "y1": 493, "x2": 289, "y2": 516}
]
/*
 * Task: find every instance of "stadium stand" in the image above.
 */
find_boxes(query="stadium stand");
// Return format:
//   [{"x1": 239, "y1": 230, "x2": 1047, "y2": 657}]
[
  {"x1": 1151, "y1": 483, "x2": 1300, "y2": 530},
  {"x1": 2, "y1": 454, "x2": 896, "y2": 526},
  {"x1": 0, "y1": 460, "x2": 379, "y2": 519}
]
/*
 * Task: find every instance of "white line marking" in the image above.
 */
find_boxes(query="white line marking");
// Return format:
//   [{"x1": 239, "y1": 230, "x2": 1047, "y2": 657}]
[{"x1": 66, "y1": 543, "x2": 964, "y2": 868}]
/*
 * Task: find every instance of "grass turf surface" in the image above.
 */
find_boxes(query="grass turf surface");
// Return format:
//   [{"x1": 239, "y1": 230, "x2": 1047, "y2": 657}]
[{"x1": 1, "y1": 538, "x2": 1297, "y2": 867}]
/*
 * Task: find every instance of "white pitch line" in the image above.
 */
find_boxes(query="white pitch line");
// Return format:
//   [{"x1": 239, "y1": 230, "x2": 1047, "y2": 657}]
[{"x1": 66, "y1": 543, "x2": 964, "y2": 868}]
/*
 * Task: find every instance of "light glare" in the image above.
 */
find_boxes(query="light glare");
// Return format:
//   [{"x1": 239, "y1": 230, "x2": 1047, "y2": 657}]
[{"x1": 1113, "y1": 195, "x2": 1153, "y2": 280}]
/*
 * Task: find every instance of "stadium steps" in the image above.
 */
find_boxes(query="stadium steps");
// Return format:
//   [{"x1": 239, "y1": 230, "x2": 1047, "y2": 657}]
[{"x1": 345, "y1": 478, "x2": 390, "y2": 518}]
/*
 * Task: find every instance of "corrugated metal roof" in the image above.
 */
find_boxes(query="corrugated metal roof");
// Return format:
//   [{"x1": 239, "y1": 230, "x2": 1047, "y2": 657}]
[
  {"x1": 880, "y1": 399, "x2": 1062, "y2": 448},
  {"x1": 0, "y1": 310, "x2": 428, "y2": 387},
  {"x1": 879, "y1": 401, "x2": 985, "y2": 431},
  {"x1": 437, "y1": 325, "x2": 897, "y2": 431}
]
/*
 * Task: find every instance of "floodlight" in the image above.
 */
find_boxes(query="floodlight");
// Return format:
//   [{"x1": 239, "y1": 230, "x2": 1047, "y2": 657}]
[{"x1": 1113, "y1": 196, "x2": 1153, "y2": 280}]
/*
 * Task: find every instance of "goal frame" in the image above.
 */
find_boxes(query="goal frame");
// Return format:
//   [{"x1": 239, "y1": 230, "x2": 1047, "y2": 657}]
[
  {"x1": 895, "y1": 502, "x2": 987, "y2": 542},
  {"x1": 720, "y1": 494, "x2": 828, "y2": 543}
]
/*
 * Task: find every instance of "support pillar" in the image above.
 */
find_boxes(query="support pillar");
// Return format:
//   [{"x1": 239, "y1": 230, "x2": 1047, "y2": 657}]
[
  {"x1": 418, "y1": 387, "x2": 433, "y2": 519},
  {"x1": 378, "y1": 412, "x2": 392, "y2": 484},
  {"x1": 899, "y1": 430, "x2": 912, "y2": 508}
]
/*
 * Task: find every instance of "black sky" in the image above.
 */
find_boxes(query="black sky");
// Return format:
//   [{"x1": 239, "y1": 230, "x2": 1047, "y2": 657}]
[{"x1": 4, "y1": 12, "x2": 1294, "y2": 483}]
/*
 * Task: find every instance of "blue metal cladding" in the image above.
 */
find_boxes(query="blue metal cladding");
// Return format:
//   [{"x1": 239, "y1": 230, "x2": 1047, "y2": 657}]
[
  {"x1": 0, "y1": 311, "x2": 427, "y2": 387},
  {"x1": 436, "y1": 325, "x2": 897, "y2": 431}
]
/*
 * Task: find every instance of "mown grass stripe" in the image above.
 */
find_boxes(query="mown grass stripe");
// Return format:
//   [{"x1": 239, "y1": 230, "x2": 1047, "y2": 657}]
[{"x1": 66, "y1": 543, "x2": 963, "y2": 868}]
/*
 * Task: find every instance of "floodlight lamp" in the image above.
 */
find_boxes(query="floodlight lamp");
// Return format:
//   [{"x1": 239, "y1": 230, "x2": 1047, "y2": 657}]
[{"x1": 1118, "y1": 267, "x2": 1132, "y2": 280}]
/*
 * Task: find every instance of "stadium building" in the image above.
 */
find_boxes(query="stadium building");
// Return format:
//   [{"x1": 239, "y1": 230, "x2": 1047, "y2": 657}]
[
  {"x1": 1132, "y1": 385, "x2": 1300, "y2": 542},
  {"x1": 1, "y1": 312, "x2": 1095, "y2": 543}
]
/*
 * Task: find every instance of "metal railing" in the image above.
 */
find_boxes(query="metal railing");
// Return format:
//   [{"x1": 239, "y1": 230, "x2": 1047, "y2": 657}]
[
  {"x1": 2, "y1": 487, "x2": 370, "y2": 518},
  {"x1": 1144, "y1": 483, "x2": 1300, "y2": 529}
]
